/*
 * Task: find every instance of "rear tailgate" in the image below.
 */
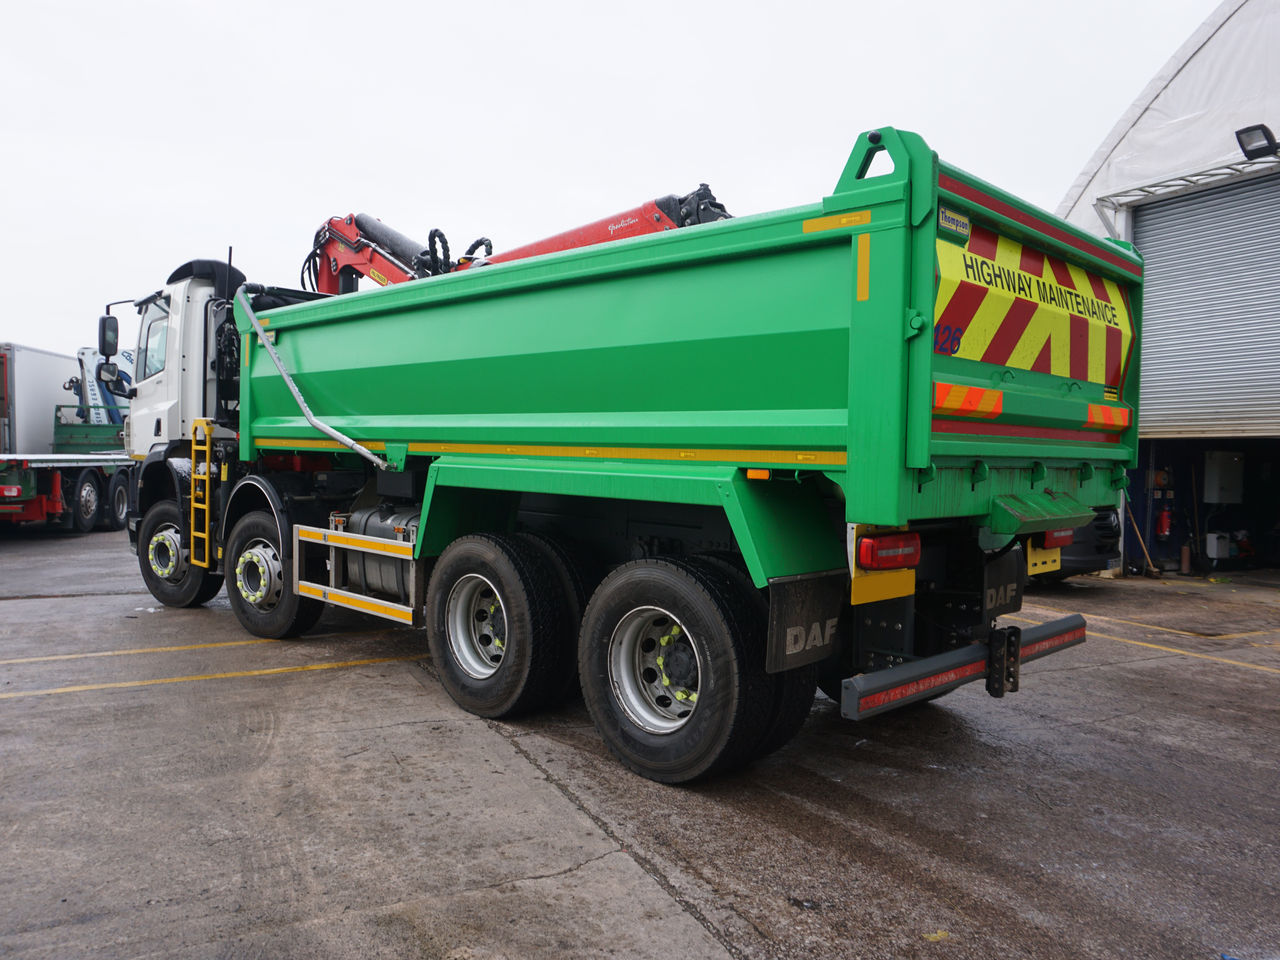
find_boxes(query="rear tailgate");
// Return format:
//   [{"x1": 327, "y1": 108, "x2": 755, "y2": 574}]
[{"x1": 917, "y1": 163, "x2": 1142, "y2": 530}]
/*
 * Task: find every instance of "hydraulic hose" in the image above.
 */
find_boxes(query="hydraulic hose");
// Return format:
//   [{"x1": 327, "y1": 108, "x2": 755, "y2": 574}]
[{"x1": 235, "y1": 284, "x2": 390, "y2": 471}]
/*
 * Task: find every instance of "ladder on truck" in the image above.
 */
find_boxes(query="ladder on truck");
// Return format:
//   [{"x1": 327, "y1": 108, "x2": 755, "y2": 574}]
[{"x1": 190, "y1": 419, "x2": 213, "y2": 568}]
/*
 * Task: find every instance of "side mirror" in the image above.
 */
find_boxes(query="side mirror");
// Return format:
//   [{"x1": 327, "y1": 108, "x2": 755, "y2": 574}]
[
  {"x1": 98, "y1": 314, "x2": 118, "y2": 359},
  {"x1": 96, "y1": 361, "x2": 135, "y2": 399}
]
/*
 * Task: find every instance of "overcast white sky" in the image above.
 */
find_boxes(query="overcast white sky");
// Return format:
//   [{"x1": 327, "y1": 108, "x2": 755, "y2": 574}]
[{"x1": 1, "y1": 0, "x2": 1220, "y2": 356}]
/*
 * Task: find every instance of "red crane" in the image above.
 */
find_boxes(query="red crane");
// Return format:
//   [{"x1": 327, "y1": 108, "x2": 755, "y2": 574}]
[{"x1": 301, "y1": 185, "x2": 729, "y2": 295}]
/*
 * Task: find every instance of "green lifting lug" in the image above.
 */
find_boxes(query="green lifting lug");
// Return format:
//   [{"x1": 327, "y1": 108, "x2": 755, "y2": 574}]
[{"x1": 905, "y1": 310, "x2": 927, "y2": 339}]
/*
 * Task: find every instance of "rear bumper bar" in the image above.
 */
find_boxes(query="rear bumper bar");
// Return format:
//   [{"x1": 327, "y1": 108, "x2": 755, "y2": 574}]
[{"x1": 841, "y1": 614, "x2": 1086, "y2": 720}]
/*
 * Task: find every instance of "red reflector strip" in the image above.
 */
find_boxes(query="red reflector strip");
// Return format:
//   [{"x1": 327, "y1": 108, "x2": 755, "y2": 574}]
[
  {"x1": 1042, "y1": 528, "x2": 1074, "y2": 548},
  {"x1": 1083, "y1": 403, "x2": 1131, "y2": 431},
  {"x1": 1021, "y1": 626, "x2": 1086, "y2": 660},
  {"x1": 859, "y1": 660, "x2": 986, "y2": 712},
  {"x1": 933, "y1": 382, "x2": 1003, "y2": 419}
]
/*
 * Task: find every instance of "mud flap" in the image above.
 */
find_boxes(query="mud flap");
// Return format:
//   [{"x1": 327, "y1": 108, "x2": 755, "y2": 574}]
[{"x1": 765, "y1": 571, "x2": 848, "y2": 673}]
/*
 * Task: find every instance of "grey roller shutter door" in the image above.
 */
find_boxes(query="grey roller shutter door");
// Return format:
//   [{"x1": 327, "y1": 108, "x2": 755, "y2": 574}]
[{"x1": 1132, "y1": 173, "x2": 1280, "y2": 437}]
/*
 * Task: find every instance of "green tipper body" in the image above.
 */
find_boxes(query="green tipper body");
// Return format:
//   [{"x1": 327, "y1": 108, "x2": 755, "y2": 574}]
[{"x1": 236, "y1": 128, "x2": 1141, "y2": 586}]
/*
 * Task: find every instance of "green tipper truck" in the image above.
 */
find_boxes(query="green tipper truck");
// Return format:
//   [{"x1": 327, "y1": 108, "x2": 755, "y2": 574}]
[{"x1": 100, "y1": 128, "x2": 1141, "y2": 782}]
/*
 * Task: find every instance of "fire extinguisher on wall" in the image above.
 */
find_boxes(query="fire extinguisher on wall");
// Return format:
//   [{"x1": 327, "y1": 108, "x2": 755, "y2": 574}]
[{"x1": 1156, "y1": 503, "x2": 1172, "y2": 540}]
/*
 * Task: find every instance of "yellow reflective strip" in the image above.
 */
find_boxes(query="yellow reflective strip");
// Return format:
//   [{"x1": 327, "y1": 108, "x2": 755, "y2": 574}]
[
  {"x1": 298, "y1": 527, "x2": 412, "y2": 557},
  {"x1": 326, "y1": 533, "x2": 413, "y2": 557},
  {"x1": 801, "y1": 210, "x2": 871, "y2": 233},
  {"x1": 0, "y1": 657, "x2": 418, "y2": 701},
  {"x1": 856, "y1": 233, "x2": 871, "y2": 302},
  {"x1": 298, "y1": 582, "x2": 415, "y2": 623},
  {"x1": 257, "y1": 438, "x2": 846, "y2": 467},
  {"x1": 255, "y1": 438, "x2": 387, "y2": 452}
]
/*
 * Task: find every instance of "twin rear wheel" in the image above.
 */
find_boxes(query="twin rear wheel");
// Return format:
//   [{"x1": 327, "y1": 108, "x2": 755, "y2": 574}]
[{"x1": 426, "y1": 541, "x2": 815, "y2": 783}]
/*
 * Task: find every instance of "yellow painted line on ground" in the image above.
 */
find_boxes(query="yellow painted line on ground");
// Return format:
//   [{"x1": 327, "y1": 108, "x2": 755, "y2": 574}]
[
  {"x1": 1023, "y1": 602, "x2": 1273, "y2": 641},
  {"x1": 0, "y1": 656, "x2": 418, "y2": 701},
  {"x1": 0, "y1": 638, "x2": 281, "y2": 666},
  {"x1": 1008, "y1": 615, "x2": 1280, "y2": 676}
]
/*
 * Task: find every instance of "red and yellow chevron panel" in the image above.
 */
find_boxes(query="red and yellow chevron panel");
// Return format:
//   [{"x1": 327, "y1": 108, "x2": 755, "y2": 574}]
[
  {"x1": 1083, "y1": 403, "x2": 1131, "y2": 431},
  {"x1": 932, "y1": 222, "x2": 1134, "y2": 387},
  {"x1": 933, "y1": 382, "x2": 1003, "y2": 419}
]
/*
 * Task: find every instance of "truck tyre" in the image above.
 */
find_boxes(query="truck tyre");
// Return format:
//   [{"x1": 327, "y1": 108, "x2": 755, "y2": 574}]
[
  {"x1": 137, "y1": 500, "x2": 224, "y2": 607},
  {"x1": 578, "y1": 558, "x2": 772, "y2": 783},
  {"x1": 686, "y1": 555, "x2": 816, "y2": 759},
  {"x1": 225, "y1": 510, "x2": 323, "y2": 639},
  {"x1": 105, "y1": 469, "x2": 129, "y2": 531},
  {"x1": 426, "y1": 533, "x2": 568, "y2": 718},
  {"x1": 515, "y1": 531, "x2": 599, "y2": 704},
  {"x1": 70, "y1": 469, "x2": 101, "y2": 533}
]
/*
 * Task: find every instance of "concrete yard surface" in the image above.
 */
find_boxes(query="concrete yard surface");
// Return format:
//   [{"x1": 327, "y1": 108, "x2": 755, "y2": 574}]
[{"x1": 1, "y1": 527, "x2": 1278, "y2": 959}]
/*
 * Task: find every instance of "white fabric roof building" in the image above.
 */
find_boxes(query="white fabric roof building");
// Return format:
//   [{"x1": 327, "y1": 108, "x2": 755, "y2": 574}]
[{"x1": 1058, "y1": 0, "x2": 1280, "y2": 440}]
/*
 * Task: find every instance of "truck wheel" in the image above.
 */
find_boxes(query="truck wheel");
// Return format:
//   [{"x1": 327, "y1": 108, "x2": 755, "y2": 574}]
[
  {"x1": 515, "y1": 531, "x2": 599, "y2": 703},
  {"x1": 105, "y1": 470, "x2": 129, "y2": 531},
  {"x1": 426, "y1": 533, "x2": 567, "y2": 718},
  {"x1": 70, "y1": 469, "x2": 101, "y2": 533},
  {"x1": 138, "y1": 501, "x2": 224, "y2": 607},
  {"x1": 686, "y1": 555, "x2": 816, "y2": 759},
  {"x1": 578, "y1": 558, "x2": 772, "y2": 783},
  {"x1": 225, "y1": 511, "x2": 322, "y2": 639}
]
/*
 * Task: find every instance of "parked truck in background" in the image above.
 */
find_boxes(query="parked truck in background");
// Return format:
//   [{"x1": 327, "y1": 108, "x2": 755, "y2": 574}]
[
  {"x1": 99, "y1": 128, "x2": 1142, "y2": 782},
  {"x1": 1, "y1": 343, "x2": 133, "y2": 531}
]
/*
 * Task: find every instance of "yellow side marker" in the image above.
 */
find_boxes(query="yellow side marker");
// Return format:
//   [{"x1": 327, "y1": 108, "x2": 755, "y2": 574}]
[
  {"x1": 0, "y1": 656, "x2": 418, "y2": 701},
  {"x1": 0, "y1": 638, "x2": 280, "y2": 666},
  {"x1": 1008, "y1": 616, "x2": 1280, "y2": 676}
]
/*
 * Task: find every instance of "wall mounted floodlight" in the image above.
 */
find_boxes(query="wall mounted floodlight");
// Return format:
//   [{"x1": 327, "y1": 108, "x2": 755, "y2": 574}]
[{"x1": 1235, "y1": 124, "x2": 1278, "y2": 160}]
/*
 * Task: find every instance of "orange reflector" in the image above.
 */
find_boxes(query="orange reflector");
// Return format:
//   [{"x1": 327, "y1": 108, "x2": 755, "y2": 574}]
[
  {"x1": 1042, "y1": 528, "x2": 1074, "y2": 548},
  {"x1": 746, "y1": 469, "x2": 771, "y2": 480},
  {"x1": 856, "y1": 533, "x2": 921, "y2": 570}
]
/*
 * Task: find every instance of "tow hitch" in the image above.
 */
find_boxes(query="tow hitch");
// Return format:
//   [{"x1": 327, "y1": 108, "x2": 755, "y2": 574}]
[
  {"x1": 986, "y1": 625, "x2": 1020, "y2": 698},
  {"x1": 841, "y1": 615, "x2": 1085, "y2": 720}
]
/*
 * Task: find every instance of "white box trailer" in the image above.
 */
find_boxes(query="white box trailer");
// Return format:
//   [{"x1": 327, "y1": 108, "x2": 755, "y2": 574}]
[
  {"x1": 1, "y1": 343, "x2": 132, "y2": 531},
  {"x1": 1, "y1": 344, "x2": 76, "y2": 454}
]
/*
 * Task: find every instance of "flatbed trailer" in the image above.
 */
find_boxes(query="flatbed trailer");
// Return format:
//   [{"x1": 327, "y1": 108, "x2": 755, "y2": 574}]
[{"x1": 1, "y1": 344, "x2": 132, "y2": 531}]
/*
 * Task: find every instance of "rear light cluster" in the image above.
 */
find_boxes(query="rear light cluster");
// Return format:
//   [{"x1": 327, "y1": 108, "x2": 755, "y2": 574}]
[
  {"x1": 1041, "y1": 528, "x2": 1075, "y2": 548},
  {"x1": 856, "y1": 532, "x2": 921, "y2": 570},
  {"x1": 0, "y1": 485, "x2": 22, "y2": 497}
]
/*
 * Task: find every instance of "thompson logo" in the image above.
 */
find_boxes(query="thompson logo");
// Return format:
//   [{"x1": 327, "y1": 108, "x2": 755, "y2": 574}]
[{"x1": 938, "y1": 206, "x2": 971, "y2": 244}]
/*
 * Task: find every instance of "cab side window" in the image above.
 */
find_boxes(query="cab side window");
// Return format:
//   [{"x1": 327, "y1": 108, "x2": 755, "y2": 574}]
[{"x1": 136, "y1": 297, "x2": 170, "y2": 380}]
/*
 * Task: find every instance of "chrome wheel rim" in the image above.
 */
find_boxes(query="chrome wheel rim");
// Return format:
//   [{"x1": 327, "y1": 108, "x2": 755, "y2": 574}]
[
  {"x1": 445, "y1": 574, "x2": 507, "y2": 679},
  {"x1": 608, "y1": 605, "x2": 701, "y2": 734},
  {"x1": 79, "y1": 481, "x2": 99, "y2": 523},
  {"x1": 148, "y1": 523, "x2": 186, "y2": 582},
  {"x1": 235, "y1": 538, "x2": 284, "y2": 611}
]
